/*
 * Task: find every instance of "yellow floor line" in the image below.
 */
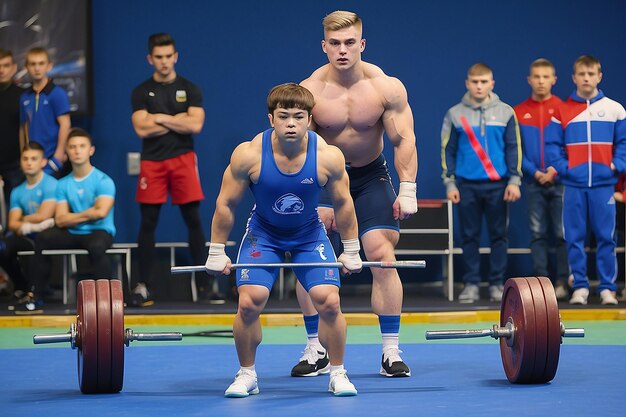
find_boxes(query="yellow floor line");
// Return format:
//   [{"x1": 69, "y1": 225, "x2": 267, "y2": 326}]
[{"x1": 2, "y1": 309, "x2": 625, "y2": 328}]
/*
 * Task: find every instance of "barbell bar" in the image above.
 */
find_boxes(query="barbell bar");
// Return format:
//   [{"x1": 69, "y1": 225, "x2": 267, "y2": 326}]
[
  {"x1": 32, "y1": 279, "x2": 182, "y2": 394},
  {"x1": 424, "y1": 276, "x2": 585, "y2": 384},
  {"x1": 171, "y1": 260, "x2": 426, "y2": 274}
]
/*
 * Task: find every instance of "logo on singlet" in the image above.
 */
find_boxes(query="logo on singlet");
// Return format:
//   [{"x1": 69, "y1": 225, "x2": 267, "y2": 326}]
[
  {"x1": 324, "y1": 269, "x2": 337, "y2": 281},
  {"x1": 300, "y1": 177, "x2": 314, "y2": 184},
  {"x1": 315, "y1": 244, "x2": 328, "y2": 260},
  {"x1": 240, "y1": 269, "x2": 250, "y2": 281},
  {"x1": 272, "y1": 193, "x2": 304, "y2": 215}
]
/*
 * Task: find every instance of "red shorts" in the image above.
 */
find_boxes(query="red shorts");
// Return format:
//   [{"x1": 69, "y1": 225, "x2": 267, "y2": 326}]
[{"x1": 136, "y1": 152, "x2": 204, "y2": 204}]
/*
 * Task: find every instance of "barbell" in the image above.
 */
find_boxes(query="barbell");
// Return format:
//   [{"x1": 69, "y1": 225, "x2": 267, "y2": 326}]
[
  {"x1": 425, "y1": 276, "x2": 585, "y2": 384},
  {"x1": 33, "y1": 279, "x2": 182, "y2": 394},
  {"x1": 171, "y1": 260, "x2": 426, "y2": 274}
]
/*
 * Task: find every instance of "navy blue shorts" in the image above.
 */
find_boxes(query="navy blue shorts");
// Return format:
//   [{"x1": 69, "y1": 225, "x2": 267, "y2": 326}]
[
  {"x1": 236, "y1": 218, "x2": 340, "y2": 291},
  {"x1": 320, "y1": 154, "x2": 399, "y2": 237}
]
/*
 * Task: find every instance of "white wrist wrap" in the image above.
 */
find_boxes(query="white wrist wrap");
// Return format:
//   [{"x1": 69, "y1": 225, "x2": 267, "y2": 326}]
[
  {"x1": 338, "y1": 238, "x2": 362, "y2": 273},
  {"x1": 341, "y1": 238, "x2": 360, "y2": 254},
  {"x1": 398, "y1": 182, "x2": 418, "y2": 214},
  {"x1": 209, "y1": 242, "x2": 226, "y2": 256},
  {"x1": 205, "y1": 242, "x2": 229, "y2": 274}
]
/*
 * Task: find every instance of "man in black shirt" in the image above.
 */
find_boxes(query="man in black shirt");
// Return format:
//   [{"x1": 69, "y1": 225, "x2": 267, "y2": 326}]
[
  {"x1": 0, "y1": 49, "x2": 25, "y2": 224},
  {"x1": 130, "y1": 33, "x2": 220, "y2": 306}
]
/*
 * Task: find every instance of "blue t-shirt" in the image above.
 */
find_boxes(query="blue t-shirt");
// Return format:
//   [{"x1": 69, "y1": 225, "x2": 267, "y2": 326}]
[
  {"x1": 19, "y1": 80, "x2": 70, "y2": 159},
  {"x1": 9, "y1": 173, "x2": 58, "y2": 215},
  {"x1": 56, "y1": 167, "x2": 116, "y2": 236}
]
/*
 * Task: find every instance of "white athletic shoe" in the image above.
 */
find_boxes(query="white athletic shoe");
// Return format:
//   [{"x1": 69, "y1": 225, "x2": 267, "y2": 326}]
[
  {"x1": 328, "y1": 369, "x2": 357, "y2": 396},
  {"x1": 554, "y1": 282, "x2": 569, "y2": 300},
  {"x1": 569, "y1": 288, "x2": 589, "y2": 305},
  {"x1": 600, "y1": 289, "x2": 618, "y2": 305},
  {"x1": 224, "y1": 369, "x2": 259, "y2": 398}
]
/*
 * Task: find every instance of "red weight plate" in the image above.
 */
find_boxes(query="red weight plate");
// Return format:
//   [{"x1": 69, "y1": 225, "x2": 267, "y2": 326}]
[
  {"x1": 77, "y1": 280, "x2": 99, "y2": 393},
  {"x1": 95, "y1": 280, "x2": 112, "y2": 392},
  {"x1": 537, "y1": 276, "x2": 561, "y2": 383},
  {"x1": 499, "y1": 277, "x2": 536, "y2": 383},
  {"x1": 109, "y1": 279, "x2": 125, "y2": 393},
  {"x1": 526, "y1": 277, "x2": 549, "y2": 383}
]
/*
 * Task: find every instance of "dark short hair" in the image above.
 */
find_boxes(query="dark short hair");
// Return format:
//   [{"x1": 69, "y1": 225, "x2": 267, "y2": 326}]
[
  {"x1": 0, "y1": 48, "x2": 14, "y2": 62},
  {"x1": 25, "y1": 47, "x2": 50, "y2": 64},
  {"x1": 67, "y1": 127, "x2": 93, "y2": 145},
  {"x1": 22, "y1": 141, "x2": 45, "y2": 154},
  {"x1": 148, "y1": 33, "x2": 176, "y2": 54},
  {"x1": 267, "y1": 83, "x2": 315, "y2": 115},
  {"x1": 573, "y1": 55, "x2": 601, "y2": 73}
]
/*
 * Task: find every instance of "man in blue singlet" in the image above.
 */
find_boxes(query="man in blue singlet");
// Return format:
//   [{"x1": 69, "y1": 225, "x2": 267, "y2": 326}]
[{"x1": 204, "y1": 83, "x2": 362, "y2": 398}]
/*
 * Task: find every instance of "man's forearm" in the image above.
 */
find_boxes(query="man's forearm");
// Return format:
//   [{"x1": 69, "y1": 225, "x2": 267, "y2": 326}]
[
  {"x1": 157, "y1": 113, "x2": 202, "y2": 135},
  {"x1": 394, "y1": 140, "x2": 418, "y2": 182}
]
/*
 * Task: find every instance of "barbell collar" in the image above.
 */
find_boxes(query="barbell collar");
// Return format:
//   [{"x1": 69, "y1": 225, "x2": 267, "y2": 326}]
[
  {"x1": 562, "y1": 327, "x2": 585, "y2": 338},
  {"x1": 425, "y1": 321, "x2": 515, "y2": 342},
  {"x1": 33, "y1": 333, "x2": 72, "y2": 344},
  {"x1": 425, "y1": 329, "x2": 494, "y2": 340},
  {"x1": 33, "y1": 323, "x2": 77, "y2": 348},
  {"x1": 124, "y1": 329, "x2": 183, "y2": 346}
]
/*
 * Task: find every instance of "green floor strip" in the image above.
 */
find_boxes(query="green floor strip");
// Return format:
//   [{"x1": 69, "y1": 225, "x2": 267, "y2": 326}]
[{"x1": 3, "y1": 320, "x2": 625, "y2": 349}]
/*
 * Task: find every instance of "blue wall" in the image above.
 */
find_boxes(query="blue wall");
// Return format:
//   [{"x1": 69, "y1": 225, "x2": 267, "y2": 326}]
[{"x1": 84, "y1": 0, "x2": 626, "y2": 276}]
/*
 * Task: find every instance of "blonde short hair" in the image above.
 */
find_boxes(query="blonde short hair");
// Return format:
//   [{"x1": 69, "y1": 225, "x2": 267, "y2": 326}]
[
  {"x1": 322, "y1": 10, "x2": 362, "y2": 33},
  {"x1": 467, "y1": 63, "x2": 493, "y2": 77},
  {"x1": 529, "y1": 58, "x2": 555, "y2": 75}
]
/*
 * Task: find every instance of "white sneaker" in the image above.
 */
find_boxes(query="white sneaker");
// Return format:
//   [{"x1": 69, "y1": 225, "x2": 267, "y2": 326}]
[
  {"x1": 224, "y1": 369, "x2": 259, "y2": 398},
  {"x1": 488, "y1": 284, "x2": 504, "y2": 302},
  {"x1": 554, "y1": 282, "x2": 569, "y2": 300},
  {"x1": 600, "y1": 289, "x2": 618, "y2": 305},
  {"x1": 569, "y1": 288, "x2": 589, "y2": 305},
  {"x1": 328, "y1": 369, "x2": 357, "y2": 396},
  {"x1": 458, "y1": 284, "x2": 479, "y2": 303}
]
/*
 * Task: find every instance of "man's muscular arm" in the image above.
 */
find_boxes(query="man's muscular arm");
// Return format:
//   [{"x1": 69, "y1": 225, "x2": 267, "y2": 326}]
[
  {"x1": 206, "y1": 141, "x2": 256, "y2": 276},
  {"x1": 321, "y1": 143, "x2": 361, "y2": 274},
  {"x1": 382, "y1": 77, "x2": 418, "y2": 219}
]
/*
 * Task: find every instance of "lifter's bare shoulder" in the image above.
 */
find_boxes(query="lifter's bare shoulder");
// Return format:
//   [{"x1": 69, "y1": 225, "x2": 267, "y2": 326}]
[
  {"x1": 300, "y1": 66, "x2": 328, "y2": 95},
  {"x1": 371, "y1": 71, "x2": 410, "y2": 110},
  {"x1": 229, "y1": 133, "x2": 263, "y2": 181},
  {"x1": 316, "y1": 135, "x2": 347, "y2": 185}
]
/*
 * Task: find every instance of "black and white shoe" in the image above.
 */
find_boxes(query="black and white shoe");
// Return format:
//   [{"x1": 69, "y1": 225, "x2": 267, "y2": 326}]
[
  {"x1": 129, "y1": 283, "x2": 154, "y2": 307},
  {"x1": 380, "y1": 348, "x2": 411, "y2": 377},
  {"x1": 14, "y1": 293, "x2": 44, "y2": 315},
  {"x1": 291, "y1": 345, "x2": 330, "y2": 377}
]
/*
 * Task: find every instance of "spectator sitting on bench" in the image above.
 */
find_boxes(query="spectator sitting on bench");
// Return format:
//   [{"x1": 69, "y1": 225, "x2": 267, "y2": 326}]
[
  {"x1": 22, "y1": 128, "x2": 116, "y2": 314},
  {"x1": 4, "y1": 141, "x2": 57, "y2": 310}
]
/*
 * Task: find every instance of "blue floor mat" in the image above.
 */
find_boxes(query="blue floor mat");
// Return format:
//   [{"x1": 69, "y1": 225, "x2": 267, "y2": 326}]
[{"x1": 2, "y1": 343, "x2": 622, "y2": 417}]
